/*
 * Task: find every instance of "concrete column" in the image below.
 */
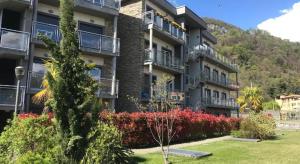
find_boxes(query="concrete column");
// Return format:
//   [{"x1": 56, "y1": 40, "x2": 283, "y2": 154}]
[
  {"x1": 149, "y1": 25, "x2": 153, "y2": 99},
  {"x1": 111, "y1": 16, "x2": 118, "y2": 111},
  {"x1": 0, "y1": 10, "x2": 3, "y2": 28}
]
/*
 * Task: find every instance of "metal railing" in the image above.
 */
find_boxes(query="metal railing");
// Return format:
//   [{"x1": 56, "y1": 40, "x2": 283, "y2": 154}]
[
  {"x1": 32, "y1": 22, "x2": 120, "y2": 55},
  {"x1": 28, "y1": 71, "x2": 45, "y2": 91},
  {"x1": 95, "y1": 78, "x2": 119, "y2": 97},
  {"x1": 0, "y1": 85, "x2": 25, "y2": 107},
  {"x1": 78, "y1": 30, "x2": 120, "y2": 54},
  {"x1": 187, "y1": 71, "x2": 238, "y2": 90},
  {"x1": 0, "y1": 28, "x2": 30, "y2": 53},
  {"x1": 202, "y1": 97, "x2": 239, "y2": 109},
  {"x1": 144, "y1": 49, "x2": 183, "y2": 71},
  {"x1": 188, "y1": 45, "x2": 239, "y2": 71},
  {"x1": 32, "y1": 22, "x2": 60, "y2": 42},
  {"x1": 143, "y1": 11, "x2": 185, "y2": 41},
  {"x1": 28, "y1": 71, "x2": 119, "y2": 98},
  {"x1": 83, "y1": 0, "x2": 121, "y2": 10}
]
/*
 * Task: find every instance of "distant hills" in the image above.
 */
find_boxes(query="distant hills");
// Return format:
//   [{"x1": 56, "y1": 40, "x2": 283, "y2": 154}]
[{"x1": 204, "y1": 18, "x2": 300, "y2": 100}]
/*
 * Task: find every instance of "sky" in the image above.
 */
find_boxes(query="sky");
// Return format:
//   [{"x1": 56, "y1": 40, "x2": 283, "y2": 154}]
[{"x1": 168, "y1": 0, "x2": 300, "y2": 42}]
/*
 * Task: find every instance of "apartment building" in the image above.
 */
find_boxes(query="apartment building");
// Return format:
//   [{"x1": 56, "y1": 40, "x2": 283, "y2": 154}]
[
  {"x1": 0, "y1": 0, "x2": 121, "y2": 127},
  {"x1": 117, "y1": 0, "x2": 186, "y2": 112},
  {"x1": 117, "y1": 0, "x2": 239, "y2": 116}
]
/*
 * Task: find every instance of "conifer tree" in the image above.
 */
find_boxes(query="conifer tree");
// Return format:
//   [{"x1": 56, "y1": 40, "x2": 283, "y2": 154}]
[{"x1": 41, "y1": 0, "x2": 99, "y2": 161}]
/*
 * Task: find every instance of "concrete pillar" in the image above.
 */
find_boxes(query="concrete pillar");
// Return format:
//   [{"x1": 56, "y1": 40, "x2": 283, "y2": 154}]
[
  {"x1": 111, "y1": 16, "x2": 118, "y2": 111},
  {"x1": 149, "y1": 25, "x2": 153, "y2": 99}
]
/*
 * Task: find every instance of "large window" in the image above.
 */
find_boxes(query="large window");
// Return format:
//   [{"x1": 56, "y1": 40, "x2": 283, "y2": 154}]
[
  {"x1": 213, "y1": 90, "x2": 219, "y2": 102},
  {"x1": 221, "y1": 73, "x2": 227, "y2": 85},
  {"x1": 36, "y1": 13, "x2": 59, "y2": 41},
  {"x1": 78, "y1": 22, "x2": 104, "y2": 50},
  {"x1": 89, "y1": 67, "x2": 102, "y2": 81},
  {"x1": 205, "y1": 89, "x2": 211, "y2": 103},
  {"x1": 213, "y1": 69, "x2": 219, "y2": 82},
  {"x1": 221, "y1": 92, "x2": 227, "y2": 100},
  {"x1": 204, "y1": 66, "x2": 211, "y2": 80}
]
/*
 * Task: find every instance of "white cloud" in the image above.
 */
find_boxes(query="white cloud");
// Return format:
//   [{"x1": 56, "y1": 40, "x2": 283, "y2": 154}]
[{"x1": 257, "y1": 2, "x2": 300, "y2": 42}]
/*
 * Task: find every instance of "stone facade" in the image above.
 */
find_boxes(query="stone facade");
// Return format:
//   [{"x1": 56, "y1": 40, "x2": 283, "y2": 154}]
[{"x1": 116, "y1": 0, "x2": 145, "y2": 112}]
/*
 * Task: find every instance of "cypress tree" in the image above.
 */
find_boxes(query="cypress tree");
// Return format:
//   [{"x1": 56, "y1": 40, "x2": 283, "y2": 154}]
[{"x1": 42, "y1": 0, "x2": 99, "y2": 161}]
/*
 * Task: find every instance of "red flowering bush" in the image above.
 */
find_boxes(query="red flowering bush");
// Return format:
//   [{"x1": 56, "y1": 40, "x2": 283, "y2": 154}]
[{"x1": 100, "y1": 109, "x2": 240, "y2": 148}]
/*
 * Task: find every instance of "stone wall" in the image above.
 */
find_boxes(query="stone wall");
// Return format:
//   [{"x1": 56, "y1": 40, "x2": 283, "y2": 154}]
[{"x1": 116, "y1": 0, "x2": 145, "y2": 112}]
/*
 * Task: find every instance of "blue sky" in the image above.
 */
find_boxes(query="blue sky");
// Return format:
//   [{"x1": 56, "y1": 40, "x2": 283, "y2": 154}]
[{"x1": 169, "y1": 0, "x2": 300, "y2": 30}]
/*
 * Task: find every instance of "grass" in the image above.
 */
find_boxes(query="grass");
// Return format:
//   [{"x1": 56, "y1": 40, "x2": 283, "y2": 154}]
[{"x1": 133, "y1": 131, "x2": 300, "y2": 164}]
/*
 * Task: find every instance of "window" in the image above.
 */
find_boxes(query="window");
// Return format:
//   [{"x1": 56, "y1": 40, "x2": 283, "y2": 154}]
[
  {"x1": 213, "y1": 69, "x2": 219, "y2": 82},
  {"x1": 162, "y1": 47, "x2": 172, "y2": 67},
  {"x1": 31, "y1": 57, "x2": 47, "y2": 89},
  {"x1": 204, "y1": 66, "x2": 211, "y2": 80},
  {"x1": 36, "y1": 13, "x2": 59, "y2": 41},
  {"x1": 221, "y1": 92, "x2": 227, "y2": 100},
  {"x1": 78, "y1": 23, "x2": 105, "y2": 51},
  {"x1": 205, "y1": 89, "x2": 211, "y2": 103},
  {"x1": 221, "y1": 73, "x2": 227, "y2": 84},
  {"x1": 213, "y1": 91, "x2": 219, "y2": 102},
  {"x1": 89, "y1": 67, "x2": 102, "y2": 81}
]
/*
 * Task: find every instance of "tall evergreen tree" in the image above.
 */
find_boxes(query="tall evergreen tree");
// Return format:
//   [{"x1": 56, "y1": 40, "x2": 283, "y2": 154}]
[{"x1": 41, "y1": 0, "x2": 99, "y2": 161}]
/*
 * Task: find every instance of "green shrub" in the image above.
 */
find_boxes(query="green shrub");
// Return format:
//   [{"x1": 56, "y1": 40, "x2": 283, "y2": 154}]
[
  {"x1": 82, "y1": 122, "x2": 132, "y2": 164},
  {"x1": 263, "y1": 100, "x2": 280, "y2": 111},
  {"x1": 233, "y1": 112, "x2": 276, "y2": 140},
  {"x1": 0, "y1": 115, "x2": 63, "y2": 164}
]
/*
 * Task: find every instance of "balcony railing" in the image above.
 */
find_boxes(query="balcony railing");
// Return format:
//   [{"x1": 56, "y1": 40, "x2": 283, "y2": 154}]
[
  {"x1": 0, "y1": 85, "x2": 25, "y2": 107},
  {"x1": 144, "y1": 49, "x2": 183, "y2": 72},
  {"x1": 202, "y1": 97, "x2": 239, "y2": 109},
  {"x1": 0, "y1": 28, "x2": 30, "y2": 54},
  {"x1": 32, "y1": 22, "x2": 120, "y2": 55},
  {"x1": 78, "y1": 30, "x2": 120, "y2": 55},
  {"x1": 143, "y1": 11, "x2": 185, "y2": 42},
  {"x1": 32, "y1": 22, "x2": 60, "y2": 42},
  {"x1": 29, "y1": 71, "x2": 118, "y2": 98},
  {"x1": 188, "y1": 45, "x2": 239, "y2": 71},
  {"x1": 95, "y1": 78, "x2": 119, "y2": 98},
  {"x1": 187, "y1": 71, "x2": 238, "y2": 90},
  {"x1": 83, "y1": 0, "x2": 121, "y2": 10}
]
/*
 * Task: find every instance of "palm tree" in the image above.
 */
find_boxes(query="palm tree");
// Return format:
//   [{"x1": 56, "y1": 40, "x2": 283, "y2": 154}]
[
  {"x1": 237, "y1": 86, "x2": 264, "y2": 113},
  {"x1": 32, "y1": 60, "x2": 58, "y2": 104}
]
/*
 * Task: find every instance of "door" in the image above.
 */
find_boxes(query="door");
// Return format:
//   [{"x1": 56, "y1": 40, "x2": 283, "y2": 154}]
[
  {"x1": 205, "y1": 89, "x2": 211, "y2": 104},
  {"x1": 0, "y1": 59, "x2": 16, "y2": 85},
  {"x1": 2, "y1": 9, "x2": 21, "y2": 30}
]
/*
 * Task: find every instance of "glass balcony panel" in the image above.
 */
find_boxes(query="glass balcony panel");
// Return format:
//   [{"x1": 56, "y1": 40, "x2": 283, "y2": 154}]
[
  {"x1": 30, "y1": 72, "x2": 44, "y2": 90},
  {"x1": 101, "y1": 35, "x2": 114, "y2": 52},
  {"x1": 0, "y1": 29, "x2": 29, "y2": 52},
  {"x1": 162, "y1": 20, "x2": 170, "y2": 33},
  {"x1": 0, "y1": 85, "x2": 24, "y2": 106},
  {"x1": 34, "y1": 22, "x2": 59, "y2": 42},
  {"x1": 79, "y1": 31, "x2": 101, "y2": 50}
]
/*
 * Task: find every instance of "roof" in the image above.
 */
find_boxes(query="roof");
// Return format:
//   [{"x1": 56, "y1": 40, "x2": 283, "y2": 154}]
[
  {"x1": 203, "y1": 30, "x2": 217, "y2": 44},
  {"x1": 176, "y1": 6, "x2": 207, "y2": 29}
]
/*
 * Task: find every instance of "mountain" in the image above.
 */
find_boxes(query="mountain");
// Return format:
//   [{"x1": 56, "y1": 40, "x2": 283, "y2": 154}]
[{"x1": 204, "y1": 18, "x2": 300, "y2": 100}]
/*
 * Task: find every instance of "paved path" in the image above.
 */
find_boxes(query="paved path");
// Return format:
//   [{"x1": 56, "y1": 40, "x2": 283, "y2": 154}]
[{"x1": 132, "y1": 136, "x2": 232, "y2": 155}]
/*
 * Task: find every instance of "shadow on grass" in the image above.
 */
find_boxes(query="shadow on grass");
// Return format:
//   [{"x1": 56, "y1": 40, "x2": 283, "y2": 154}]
[{"x1": 130, "y1": 156, "x2": 147, "y2": 164}]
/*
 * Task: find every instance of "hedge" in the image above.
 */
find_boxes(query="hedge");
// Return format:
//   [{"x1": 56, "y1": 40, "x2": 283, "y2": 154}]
[{"x1": 100, "y1": 109, "x2": 240, "y2": 148}]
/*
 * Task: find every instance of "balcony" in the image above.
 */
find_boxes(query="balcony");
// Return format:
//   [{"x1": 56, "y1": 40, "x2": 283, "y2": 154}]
[
  {"x1": 144, "y1": 49, "x2": 183, "y2": 73},
  {"x1": 143, "y1": 11, "x2": 185, "y2": 45},
  {"x1": 141, "y1": 87, "x2": 184, "y2": 104},
  {"x1": 32, "y1": 22, "x2": 120, "y2": 56},
  {"x1": 202, "y1": 97, "x2": 239, "y2": 109},
  {"x1": 0, "y1": 85, "x2": 25, "y2": 110},
  {"x1": 0, "y1": 28, "x2": 30, "y2": 58},
  {"x1": 188, "y1": 45, "x2": 239, "y2": 73},
  {"x1": 74, "y1": 0, "x2": 121, "y2": 16},
  {"x1": 78, "y1": 30, "x2": 120, "y2": 56},
  {"x1": 95, "y1": 78, "x2": 119, "y2": 98},
  {"x1": 0, "y1": 0, "x2": 32, "y2": 9},
  {"x1": 28, "y1": 72, "x2": 118, "y2": 98},
  {"x1": 187, "y1": 72, "x2": 239, "y2": 91}
]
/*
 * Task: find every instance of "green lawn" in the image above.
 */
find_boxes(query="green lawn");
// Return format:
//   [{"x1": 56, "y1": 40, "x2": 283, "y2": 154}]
[{"x1": 133, "y1": 131, "x2": 300, "y2": 164}]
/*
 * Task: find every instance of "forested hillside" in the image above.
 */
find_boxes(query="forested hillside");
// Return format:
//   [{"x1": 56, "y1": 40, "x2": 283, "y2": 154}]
[{"x1": 205, "y1": 18, "x2": 300, "y2": 100}]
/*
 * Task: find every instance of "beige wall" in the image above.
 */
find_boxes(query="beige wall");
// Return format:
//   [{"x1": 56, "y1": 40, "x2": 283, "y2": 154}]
[
  {"x1": 277, "y1": 98, "x2": 300, "y2": 111},
  {"x1": 37, "y1": 3, "x2": 106, "y2": 27},
  {"x1": 34, "y1": 48, "x2": 104, "y2": 66},
  {"x1": 143, "y1": 67, "x2": 174, "y2": 80},
  {"x1": 145, "y1": 0, "x2": 175, "y2": 21},
  {"x1": 144, "y1": 34, "x2": 175, "y2": 53}
]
